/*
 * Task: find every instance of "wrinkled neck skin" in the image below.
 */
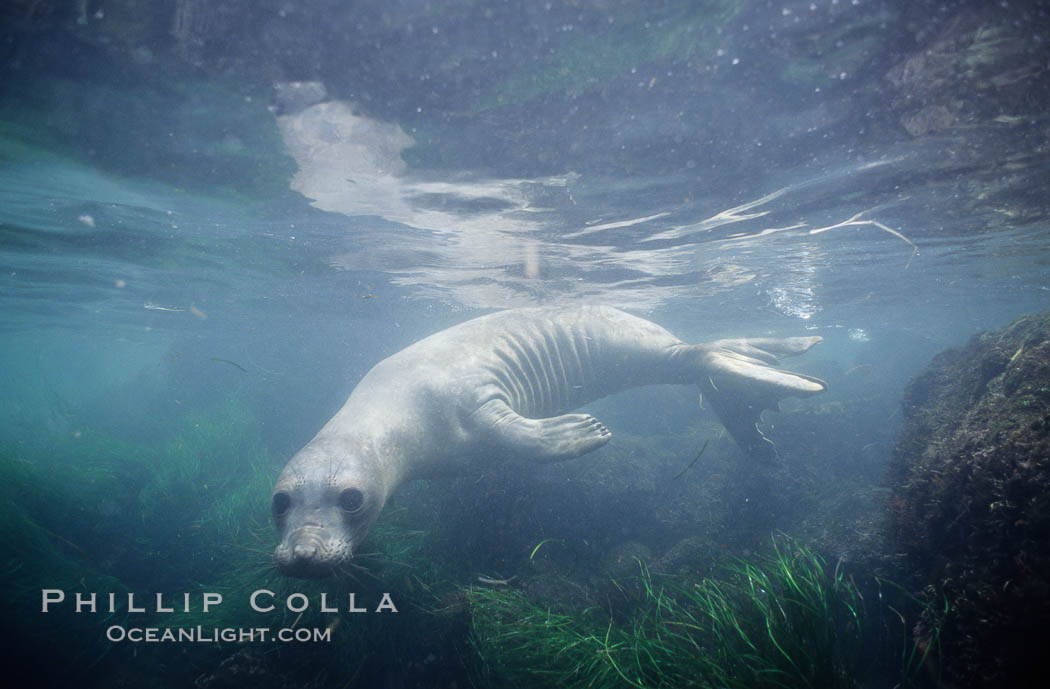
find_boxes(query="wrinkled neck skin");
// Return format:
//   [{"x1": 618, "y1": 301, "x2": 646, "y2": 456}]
[{"x1": 271, "y1": 385, "x2": 415, "y2": 579}]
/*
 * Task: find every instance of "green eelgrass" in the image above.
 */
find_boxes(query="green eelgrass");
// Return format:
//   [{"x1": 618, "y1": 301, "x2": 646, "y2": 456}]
[
  {"x1": 1, "y1": 398, "x2": 468, "y2": 685},
  {"x1": 679, "y1": 539, "x2": 865, "y2": 689},
  {"x1": 531, "y1": 538, "x2": 566, "y2": 560},
  {"x1": 469, "y1": 537, "x2": 930, "y2": 689},
  {"x1": 0, "y1": 450, "x2": 134, "y2": 677}
]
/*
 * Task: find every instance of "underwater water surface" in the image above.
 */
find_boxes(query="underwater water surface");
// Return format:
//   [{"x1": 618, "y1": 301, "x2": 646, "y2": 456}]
[{"x1": 1, "y1": 0, "x2": 1049, "y2": 687}]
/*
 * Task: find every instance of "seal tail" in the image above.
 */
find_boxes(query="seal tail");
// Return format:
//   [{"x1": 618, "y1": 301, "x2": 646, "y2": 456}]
[{"x1": 690, "y1": 336, "x2": 826, "y2": 461}]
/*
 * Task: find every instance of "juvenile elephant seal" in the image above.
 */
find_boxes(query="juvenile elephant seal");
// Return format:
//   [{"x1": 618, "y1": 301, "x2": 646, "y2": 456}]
[{"x1": 272, "y1": 306, "x2": 825, "y2": 578}]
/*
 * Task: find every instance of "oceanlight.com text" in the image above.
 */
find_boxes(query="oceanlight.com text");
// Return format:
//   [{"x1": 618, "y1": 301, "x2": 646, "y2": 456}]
[{"x1": 105, "y1": 625, "x2": 332, "y2": 643}]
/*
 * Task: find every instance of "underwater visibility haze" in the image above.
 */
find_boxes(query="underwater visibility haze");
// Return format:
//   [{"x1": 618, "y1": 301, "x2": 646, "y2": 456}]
[{"x1": 1, "y1": 1, "x2": 1049, "y2": 687}]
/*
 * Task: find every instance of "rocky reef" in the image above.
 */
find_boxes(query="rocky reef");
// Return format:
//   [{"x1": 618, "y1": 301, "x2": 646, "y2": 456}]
[{"x1": 888, "y1": 310, "x2": 1050, "y2": 687}]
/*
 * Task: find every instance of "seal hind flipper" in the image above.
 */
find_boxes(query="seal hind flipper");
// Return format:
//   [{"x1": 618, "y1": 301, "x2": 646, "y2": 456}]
[
  {"x1": 474, "y1": 399, "x2": 612, "y2": 462},
  {"x1": 696, "y1": 337, "x2": 826, "y2": 461}
]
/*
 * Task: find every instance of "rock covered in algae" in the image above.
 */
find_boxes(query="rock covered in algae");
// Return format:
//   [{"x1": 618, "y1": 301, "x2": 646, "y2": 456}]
[{"x1": 887, "y1": 310, "x2": 1050, "y2": 688}]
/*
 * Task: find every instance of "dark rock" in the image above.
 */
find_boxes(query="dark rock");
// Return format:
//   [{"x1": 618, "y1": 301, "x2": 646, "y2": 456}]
[
  {"x1": 600, "y1": 540, "x2": 652, "y2": 578},
  {"x1": 887, "y1": 310, "x2": 1050, "y2": 688},
  {"x1": 651, "y1": 535, "x2": 718, "y2": 576},
  {"x1": 901, "y1": 104, "x2": 953, "y2": 137}
]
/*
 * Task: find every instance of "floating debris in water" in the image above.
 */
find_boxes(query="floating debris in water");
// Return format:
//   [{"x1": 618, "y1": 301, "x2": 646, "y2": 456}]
[
  {"x1": 673, "y1": 439, "x2": 710, "y2": 480},
  {"x1": 844, "y1": 364, "x2": 873, "y2": 376},
  {"x1": 476, "y1": 575, "x2": 517, "y2": 587},
  {"x1": 144, "y1": 302, "x2": 184, "y2": 312},
  {"x1": 210, "y1": 357, "x2": 247, "y2": 373}
]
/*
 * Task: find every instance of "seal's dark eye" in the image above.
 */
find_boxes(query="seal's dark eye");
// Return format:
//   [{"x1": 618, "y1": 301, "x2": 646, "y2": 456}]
[
  {"x1": 272, "y1": 491, "x2": 291, "y2": 518},
  {"x1": 338, "y1": 488, "x2": 365, "y2": 513}
]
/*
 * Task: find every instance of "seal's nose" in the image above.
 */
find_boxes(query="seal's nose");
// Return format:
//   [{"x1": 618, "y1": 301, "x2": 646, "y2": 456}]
[
  {"x1": 293, "y1": 542, "x2": 318, "y2": 561},
  {"x1": 275, "y1": 528, "x2": 337, "y2": 579}
]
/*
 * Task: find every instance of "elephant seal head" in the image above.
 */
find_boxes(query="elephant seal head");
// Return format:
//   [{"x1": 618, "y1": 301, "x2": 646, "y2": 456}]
[{"x1": 271, "y1": 439, "x2": 386, "y2": 579}]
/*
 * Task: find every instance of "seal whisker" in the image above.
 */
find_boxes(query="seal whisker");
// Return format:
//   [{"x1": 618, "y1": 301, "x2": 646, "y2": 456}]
[
  {"x1": 333, "y1": 564, "x2": 367, "y2": 584},
  {"x1": 342, "y1": 561, "x2": 379, "y2": 580},
  {"x1": 240, "y1": 562, "x2": 281, "y2": 580},
  {"x1": 230, "y1": 544, "x2": 274, "y2": 556},
  {"x1": 354, "y1": 555, "x2": 409, "y2": 570}
]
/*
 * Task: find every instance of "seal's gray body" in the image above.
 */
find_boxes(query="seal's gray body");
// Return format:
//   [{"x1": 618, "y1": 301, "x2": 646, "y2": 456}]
[{"x1": 273, "y1": 306, "x2": 825, "y2": 578}]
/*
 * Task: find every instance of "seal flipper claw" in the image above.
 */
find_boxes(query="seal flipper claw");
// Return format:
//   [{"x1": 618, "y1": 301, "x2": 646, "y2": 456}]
[{"x1": 474, "y1": 399, "x2": 612, "y2": 462}]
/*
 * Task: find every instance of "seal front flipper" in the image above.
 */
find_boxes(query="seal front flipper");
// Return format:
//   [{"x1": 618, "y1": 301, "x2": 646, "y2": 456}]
[
  {"x1": 694, "y1": 337, "x2": 826, "y2": 462},
  {"x1": 473, "y1": 399, "x2": 612, "y2": 462}
]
